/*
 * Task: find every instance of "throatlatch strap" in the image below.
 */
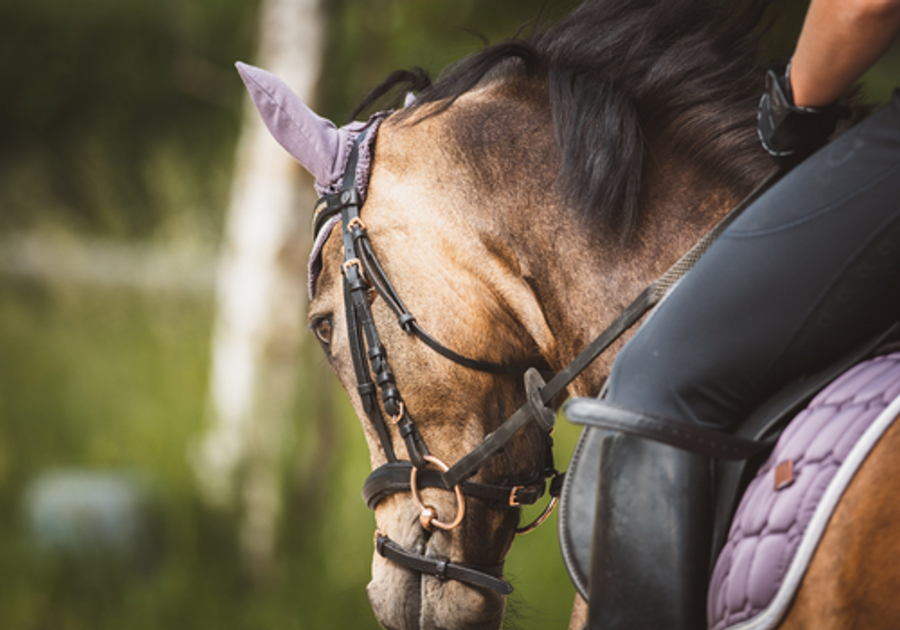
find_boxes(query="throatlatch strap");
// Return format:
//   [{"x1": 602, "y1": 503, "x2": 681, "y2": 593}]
[
  {"x1": 375, "y1": 534, "x2": 513, "y2": 595},
  {"x1": 355, "y1": 234, "x2": 527, "y2": 376}
]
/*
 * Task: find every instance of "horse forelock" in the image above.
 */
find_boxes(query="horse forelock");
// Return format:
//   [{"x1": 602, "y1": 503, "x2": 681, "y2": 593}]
[{"x1": 365, "y1": 0, "x2": 779, "y2": 237}]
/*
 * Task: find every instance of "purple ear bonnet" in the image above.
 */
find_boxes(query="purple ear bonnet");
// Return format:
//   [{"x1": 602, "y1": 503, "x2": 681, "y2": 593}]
[{"x1": 235, "y1": 62, "x2": 392, "y2": 298}]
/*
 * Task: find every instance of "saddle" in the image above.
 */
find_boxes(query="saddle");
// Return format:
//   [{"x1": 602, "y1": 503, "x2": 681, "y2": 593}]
[{"x1": 559, "y1": 327, "x2": 900, "y2": 629}]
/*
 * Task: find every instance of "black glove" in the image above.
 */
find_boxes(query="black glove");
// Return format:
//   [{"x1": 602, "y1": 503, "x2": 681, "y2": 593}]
[{"x1": 757, "y1": 63, "x2": 849, "y2": 165}]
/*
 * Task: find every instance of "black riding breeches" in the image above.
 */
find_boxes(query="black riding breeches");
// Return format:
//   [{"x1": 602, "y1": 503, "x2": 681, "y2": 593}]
[{"x1": 605, "y1": 90, "x2": 900, "y2": 431}]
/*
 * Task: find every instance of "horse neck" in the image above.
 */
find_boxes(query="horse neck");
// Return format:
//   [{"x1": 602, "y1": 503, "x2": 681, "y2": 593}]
[
  {"x1": 508, "y1": 147, "x2": 746, "y2": 397},
  {"x1": 429, "y1": 81, "x2": 754, "y2": 396}
]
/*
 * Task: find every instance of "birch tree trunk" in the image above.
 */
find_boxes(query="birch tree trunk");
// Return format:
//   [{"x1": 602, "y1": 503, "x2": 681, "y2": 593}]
[{"x1": 192, "y1": 0, "x2": 327, "y2": 579}]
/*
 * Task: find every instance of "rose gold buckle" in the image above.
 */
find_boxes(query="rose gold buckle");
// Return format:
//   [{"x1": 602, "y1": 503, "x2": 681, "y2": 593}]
[
  {"x1": 342, "y1": 258, "x2": 363, "y2": 276},
  {"x1": 347, "y1": 216, "x2": 366, "y2": 232},
  {"x1": 509, "y1": 486, "x2": 524, "y2": 507}
]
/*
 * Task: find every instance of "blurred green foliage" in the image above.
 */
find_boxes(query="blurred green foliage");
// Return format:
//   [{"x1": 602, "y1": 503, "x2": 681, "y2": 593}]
[
  {"x1": 319, "y1": 0, "x2": 575, "y2": 120},
  {"x1": 0, "y1": 276, "x2": 389, "y2": 629},
  {"x1": 0, "y1": 272, "x2": 582, "y2": 629},
  {"x1": 0, "y1": 0, "x2": 257, "y2": 238}
]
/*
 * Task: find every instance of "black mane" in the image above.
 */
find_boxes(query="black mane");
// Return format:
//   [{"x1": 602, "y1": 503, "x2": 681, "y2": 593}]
[{"x1": 356, "y1": 0, "x2": 780, "y2": 233}]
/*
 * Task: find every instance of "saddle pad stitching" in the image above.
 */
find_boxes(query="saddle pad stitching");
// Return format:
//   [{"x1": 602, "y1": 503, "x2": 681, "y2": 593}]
[{"x1": 716, "y1": 388, "x2": 900, "y2": 630}]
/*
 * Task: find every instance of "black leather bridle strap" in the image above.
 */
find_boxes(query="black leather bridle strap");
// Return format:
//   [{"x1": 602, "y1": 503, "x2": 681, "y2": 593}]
[
  {"x1": 375, "y1": 534, "x2": 513, "y2": 595},
  {"x1": 362, "y1": 462, "x2": 545, "y2": 510},
  {"x1": 354, "y1": 231, "x2": 527, "y2": 376},
  {"x1": 338, "y1": 131, "x2": 402, "y2": 463}
]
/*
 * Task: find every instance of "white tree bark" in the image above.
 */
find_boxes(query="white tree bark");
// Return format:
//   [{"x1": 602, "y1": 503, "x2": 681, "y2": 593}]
[{"x1": 192, "y1": 0, "x2": 325, "y2": 577}]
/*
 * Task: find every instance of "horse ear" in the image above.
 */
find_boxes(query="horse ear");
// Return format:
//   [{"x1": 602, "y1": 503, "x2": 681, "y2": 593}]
[{"x1": 235, "y1": 62, "x2": 347, "y2": 189}]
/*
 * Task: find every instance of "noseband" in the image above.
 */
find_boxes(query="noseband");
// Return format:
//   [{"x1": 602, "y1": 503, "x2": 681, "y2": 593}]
[{"x1": 312, "y1": 129, "x2": 562, "y2": 595}]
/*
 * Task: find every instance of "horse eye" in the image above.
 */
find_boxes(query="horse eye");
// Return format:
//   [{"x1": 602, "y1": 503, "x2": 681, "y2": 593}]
[{"x1": 312, "y1": 317, "x2": 333, "y2": 345}]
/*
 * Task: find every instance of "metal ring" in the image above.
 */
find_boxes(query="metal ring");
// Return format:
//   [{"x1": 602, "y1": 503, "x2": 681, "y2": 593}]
[
  {"x1": 410, "y1": 455, "x2": 465, "y2": 531},
  {"x1": 390, "y1": 401, "x2": 406, "y2": 424},
  {"x1": 515, "y1": 496, "x2": 559, "y2": 535},
  {"x1": 347, "y1": 216, "x2": 366, "y2": 232}
]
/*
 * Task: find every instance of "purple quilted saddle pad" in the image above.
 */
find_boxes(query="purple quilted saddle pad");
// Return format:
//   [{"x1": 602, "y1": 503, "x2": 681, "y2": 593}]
[{"x1": 707, "y1": 352, "x2": 900, "y2": 630}]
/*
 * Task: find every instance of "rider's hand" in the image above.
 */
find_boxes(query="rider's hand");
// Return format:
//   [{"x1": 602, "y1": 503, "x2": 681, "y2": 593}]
[{"x1": 757, "y1": 63, "x2": 849, "y2": 166}]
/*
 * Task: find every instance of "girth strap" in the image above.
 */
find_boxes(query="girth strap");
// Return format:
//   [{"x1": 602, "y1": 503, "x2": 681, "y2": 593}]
[{"x1": 375, "y1": 533, "x2": 513, "y2": 595}]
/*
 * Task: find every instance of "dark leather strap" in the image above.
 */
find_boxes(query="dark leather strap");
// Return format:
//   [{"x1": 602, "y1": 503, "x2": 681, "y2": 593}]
[
  {"x1": 375, "y1": 534, "x2": 513, "y2": 595},
  {"x1": 312, "y1": 193, "x2": 345, "y2": 240},
  {"x1": 565, "y1": 399, "x2": 775, "y2": 460},
  {"x1": 362, "y1": 462, "x2": 545, "y2": 510},
  {"x1": 355, "y1": 234, "x2": 527, "y2": 376},
  {"x1": 440, "y1": 168, "x2": 789, "y2": 489},
  {"x1": 536, "y1": 168, "x2": 788, "y2": 413}
]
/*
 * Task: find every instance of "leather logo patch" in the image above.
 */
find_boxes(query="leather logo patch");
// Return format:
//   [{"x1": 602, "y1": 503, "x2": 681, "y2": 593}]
[{"x1": 774, "y1": 460, "x2": 795, "y2": 490}]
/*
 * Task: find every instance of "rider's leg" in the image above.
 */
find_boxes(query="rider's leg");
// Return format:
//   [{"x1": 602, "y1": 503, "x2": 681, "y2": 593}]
[
  {"x1": 584, "y1": 92, "x2": 900, "y2": 629},
  {"x1": 606, "y1": 91, "x2": 900, "y2": 429}
]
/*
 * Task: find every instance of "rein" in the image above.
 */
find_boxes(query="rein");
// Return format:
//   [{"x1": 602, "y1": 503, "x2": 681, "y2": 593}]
[{"x1": 313, "y1": 127, "x2": 786, "y2": 594}]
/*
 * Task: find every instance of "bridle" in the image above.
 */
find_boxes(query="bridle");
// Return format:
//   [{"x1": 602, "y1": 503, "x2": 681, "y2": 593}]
[
  {"x1": 311, "y1": 126, "x2": 787, "y2": 595},
  {"x1": 312, "y1": 129, "x2": 561, "y2": 595}
]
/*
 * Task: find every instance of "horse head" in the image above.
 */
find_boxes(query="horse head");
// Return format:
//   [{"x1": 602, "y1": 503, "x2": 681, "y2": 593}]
[{"x1": 238, "y1": 62, "x2": 568, "y2": 629}]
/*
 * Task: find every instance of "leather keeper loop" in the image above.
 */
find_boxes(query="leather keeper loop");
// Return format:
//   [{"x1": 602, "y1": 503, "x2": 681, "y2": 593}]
[
  {"x1": 358, "y1": 383, "x2": 376, "y2": 398},
  {"x1": 377, "y1": 372, "x2": 396, "y2": 388},
  {"x1": 398, "y1": 313, "x2": 416, "y2": 330},
  {"x1": 346, "y1": 275, "x2": 367, "y2": 292}
]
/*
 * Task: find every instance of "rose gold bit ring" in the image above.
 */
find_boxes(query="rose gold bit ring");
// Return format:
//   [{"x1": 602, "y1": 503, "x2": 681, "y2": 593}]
[
  {"x1": 410, "y1": 455, "x2": 465, "y2": 531},
  {"x1": 390, "y1": 401, "x2": 406, "y2": 424},
  {"x1": 515, "y1": 496, "x2": 559, "y2": 535}
]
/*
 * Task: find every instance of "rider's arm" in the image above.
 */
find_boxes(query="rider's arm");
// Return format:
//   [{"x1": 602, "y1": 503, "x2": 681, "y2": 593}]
[{"x1": 791, "y1": 0, "x2": 900, "y2": 107}]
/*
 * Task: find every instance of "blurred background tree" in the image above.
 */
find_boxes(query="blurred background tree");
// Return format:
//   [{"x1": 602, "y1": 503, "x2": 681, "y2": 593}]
[{"x1": 0, "y1": 0, "x2": 898, "y2": 629}]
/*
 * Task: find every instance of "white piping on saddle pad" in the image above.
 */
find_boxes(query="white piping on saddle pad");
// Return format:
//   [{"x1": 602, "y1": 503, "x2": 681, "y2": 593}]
[{"x1": 722, "y1": 391, "x2": 900, "y2": 630}]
